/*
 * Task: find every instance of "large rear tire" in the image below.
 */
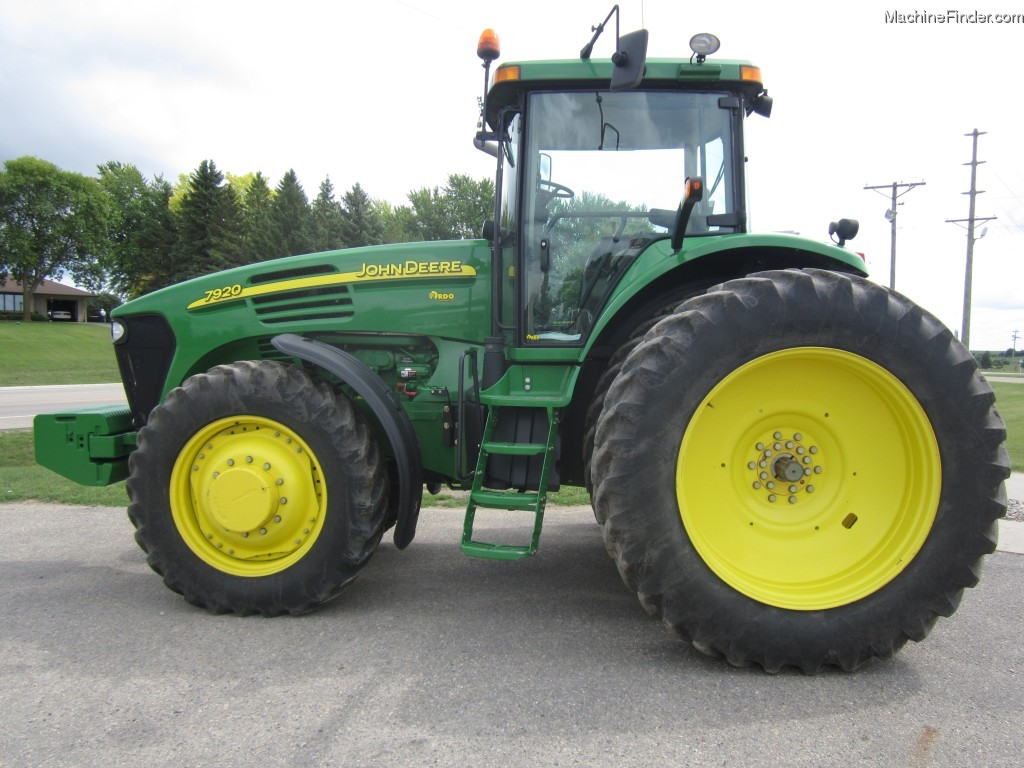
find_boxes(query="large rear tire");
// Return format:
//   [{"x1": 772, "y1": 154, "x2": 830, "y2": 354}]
[
  {"x1": 127, "y1": 360, "x2": 389, "y2": 615},
  {"x1": 592, "y1": 269, "x2": 1009, "y2": 672}
]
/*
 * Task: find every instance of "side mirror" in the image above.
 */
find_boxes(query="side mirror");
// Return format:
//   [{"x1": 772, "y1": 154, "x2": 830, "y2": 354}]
[{"x1": 610, "y1": 29, "x2": 648, "y2": 90}]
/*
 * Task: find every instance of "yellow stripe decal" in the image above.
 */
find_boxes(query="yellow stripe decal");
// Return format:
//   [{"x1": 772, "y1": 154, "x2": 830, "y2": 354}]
[{"x1": 187, "y1": 262, "x2": 477, "y2": 311}]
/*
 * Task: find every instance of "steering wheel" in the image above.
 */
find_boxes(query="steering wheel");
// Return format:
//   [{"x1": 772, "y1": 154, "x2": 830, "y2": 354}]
[{"x1": 539, "y1": 180, "x2": 575, "y2": 199}]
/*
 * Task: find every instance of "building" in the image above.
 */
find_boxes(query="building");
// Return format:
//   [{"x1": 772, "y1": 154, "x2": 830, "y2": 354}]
[{"x1": 0, "y1": 277, "x2": 95, "y2": 321}]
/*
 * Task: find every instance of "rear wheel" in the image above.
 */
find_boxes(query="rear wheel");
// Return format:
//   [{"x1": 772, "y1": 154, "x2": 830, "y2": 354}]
[
  {"x1": 592, "y1": 269, "x2": 1009, "y2": 672},
  {"x1": 128, "y1": 360, "x2": 388, "y2": 615}
]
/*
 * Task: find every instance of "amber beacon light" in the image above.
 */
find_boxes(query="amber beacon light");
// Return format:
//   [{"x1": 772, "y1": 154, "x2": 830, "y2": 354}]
[{"x1": 477, "y1": 28, "x2": 500, "y2": 63}]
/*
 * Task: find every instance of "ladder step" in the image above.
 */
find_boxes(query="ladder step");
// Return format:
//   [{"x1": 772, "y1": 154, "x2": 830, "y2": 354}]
[
  {"x1": 460, "y1": 541, "x2": 536, "y2": 560},
  {"x1": 481, "y1": 440, "x2": 547, "y2": 456},
  {"x1": 470, "y1": 490, "x2": 541, "y2": 510}
]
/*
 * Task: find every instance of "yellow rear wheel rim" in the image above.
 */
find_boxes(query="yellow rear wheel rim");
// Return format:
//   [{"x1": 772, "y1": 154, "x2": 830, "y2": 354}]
[
  {"x1": 676, "y1": 348, "x2": 941, "y2": 610},
  {"x1": 170, "y1": 416, "x2": 327, "y2": 577}
]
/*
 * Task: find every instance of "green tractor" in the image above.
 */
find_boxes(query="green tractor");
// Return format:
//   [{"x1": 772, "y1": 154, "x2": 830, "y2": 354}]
[{"x1": 35, "y1": 10, "x2": 1009, "y2": 672}]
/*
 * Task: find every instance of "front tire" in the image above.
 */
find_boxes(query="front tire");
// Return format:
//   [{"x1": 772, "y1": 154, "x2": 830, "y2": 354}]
[
  {"x1": 127, "y1": 360, "x2": 389, "y2": 615},
  {"x1": 592, "y1": 269, "x2": 1009, "y2": 672}
]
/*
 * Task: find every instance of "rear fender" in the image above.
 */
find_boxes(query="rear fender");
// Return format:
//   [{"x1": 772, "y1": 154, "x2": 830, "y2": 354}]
[{"x1": 585, "y1": 235, "x2": 867, "y2": 359}]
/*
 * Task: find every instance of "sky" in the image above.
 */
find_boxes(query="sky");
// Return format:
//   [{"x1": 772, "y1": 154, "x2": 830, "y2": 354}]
[{"x1": 1, "y1": 0, "x2": 1021, "y2": 350}]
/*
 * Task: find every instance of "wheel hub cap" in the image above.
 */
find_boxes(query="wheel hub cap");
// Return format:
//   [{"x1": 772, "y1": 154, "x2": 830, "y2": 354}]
[{"x1": 208, "y1": 468, "x2": 276, "y2": 531}]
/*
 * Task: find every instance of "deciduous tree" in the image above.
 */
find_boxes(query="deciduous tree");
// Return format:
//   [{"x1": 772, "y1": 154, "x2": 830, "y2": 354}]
[
  {"x1": 0, "y1": 156, "x2": 111, "y2": 320},
  {"x1": 407, "y1": 174, "x2": 494, "y2": 241}
]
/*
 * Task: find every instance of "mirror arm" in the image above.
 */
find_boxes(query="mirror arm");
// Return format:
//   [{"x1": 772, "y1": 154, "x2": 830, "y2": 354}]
[{"x1": 671, "y1": 177, "x2": 704, "y2": 252}]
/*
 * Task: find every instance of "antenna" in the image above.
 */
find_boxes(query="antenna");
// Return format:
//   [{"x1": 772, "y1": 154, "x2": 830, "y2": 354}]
[{"x1": 580, "y1": 5, "x2": 619, "y2": 60}]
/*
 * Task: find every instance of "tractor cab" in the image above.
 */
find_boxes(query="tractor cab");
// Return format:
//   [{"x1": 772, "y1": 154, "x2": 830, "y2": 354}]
[{"x1": 474, "y1": 20, "x2": 771, "y2": 351}]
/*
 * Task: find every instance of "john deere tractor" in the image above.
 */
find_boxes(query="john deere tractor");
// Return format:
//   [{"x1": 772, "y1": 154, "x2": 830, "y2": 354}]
[{"x1": 35, "y1": 9, "x2": 1009, "y2": 673}]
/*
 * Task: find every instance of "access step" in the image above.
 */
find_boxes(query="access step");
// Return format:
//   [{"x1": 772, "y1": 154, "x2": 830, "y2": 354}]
[
  {"x1": 469, "y1": 489, "x2": 542, "y2": 510},
  {"x1": 459, "y1": 541, "x2": 535, "y2": 561},
  {"x1": 481, "y1": 441, "x2": 547, "y2": 457},
  {"x1": 461, "y1": 405, "x2": 560, "y2": 560}
]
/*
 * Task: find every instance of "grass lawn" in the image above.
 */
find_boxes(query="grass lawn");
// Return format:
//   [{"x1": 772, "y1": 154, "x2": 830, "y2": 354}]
[
  {"x1": 0, "y1": 429, "x2": 128, "y2": 506},
  {"x1": 991, "y1": 382, "x2": 1023, "y2": 473},
  {"x1": 0, "y1": 322, "x2": 120, "y2": 386}
]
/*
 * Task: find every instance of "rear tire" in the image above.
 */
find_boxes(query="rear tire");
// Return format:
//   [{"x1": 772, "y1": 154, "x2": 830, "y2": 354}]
[
  {"x1": 128, "y1": 361, "x2": 389, "y2": 615},
  {"x1": 592, "y1": 269, "x2": 1009, "y2": 672}
]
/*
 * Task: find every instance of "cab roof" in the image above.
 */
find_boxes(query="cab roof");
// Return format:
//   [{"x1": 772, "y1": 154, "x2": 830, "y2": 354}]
[{"x1": 485, "y1": 57, "x2": 764, "y2": 126}]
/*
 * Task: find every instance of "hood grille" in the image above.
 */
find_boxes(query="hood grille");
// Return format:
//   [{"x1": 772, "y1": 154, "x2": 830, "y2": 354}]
[{"x1": 251, "y1": 284, "x2": 354, "y2": 324}]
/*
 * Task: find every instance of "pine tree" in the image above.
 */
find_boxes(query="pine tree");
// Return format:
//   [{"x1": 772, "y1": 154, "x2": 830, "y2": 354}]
[
  {"x1": 241, "y1": 172, "x2": 279, "y2": 262},
  {"x1": 311, "y1": 177, "x2": 346, "y2": 252},
  {"x1": 271, "y1": 169, "x2": 313, "y2": 257},
  {"x1": 172, "y1": 159, "x2": 244, "y2": 283},
  {"x1": 340, "y1": 182, "x2": 384, "y2": 247}
]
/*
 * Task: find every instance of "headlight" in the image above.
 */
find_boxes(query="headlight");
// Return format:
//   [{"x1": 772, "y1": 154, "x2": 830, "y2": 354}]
[{"x1": 111, "y1": 320, "x2": 126, "y2": 344}]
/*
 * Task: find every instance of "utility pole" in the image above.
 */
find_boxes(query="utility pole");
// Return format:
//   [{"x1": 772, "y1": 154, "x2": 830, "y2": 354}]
[
  {"x1": 864, "y1": 181, "x2": 925, "y2": 289},
  {"x1": 946, "y1": 129, "x2": 997, "y2": 351}
]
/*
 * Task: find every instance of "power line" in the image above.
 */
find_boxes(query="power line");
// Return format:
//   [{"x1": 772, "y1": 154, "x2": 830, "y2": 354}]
[
  {"x1": 946, "y1": 129, "x2": 997, "y2": 350},
  {"x1": 863, "y1": 181, "x2": 925, "y2": 290}
]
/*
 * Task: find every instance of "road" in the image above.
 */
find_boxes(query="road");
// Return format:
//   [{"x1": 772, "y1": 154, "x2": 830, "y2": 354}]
[
  {"x1": 0, "y1": 502, "x2": 1021, "y2": 767},
  {"x1": 0, "y1": 383, "x2": 126, "y2": 430}
]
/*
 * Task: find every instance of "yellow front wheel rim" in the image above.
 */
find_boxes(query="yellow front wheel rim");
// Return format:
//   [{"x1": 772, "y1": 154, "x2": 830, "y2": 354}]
[
  {"x1": 170, "y1": 416, "x2": 327, "y2": 577},
  {"x1": 677, "y1": 348, "x2": 941, "y2": 611}
]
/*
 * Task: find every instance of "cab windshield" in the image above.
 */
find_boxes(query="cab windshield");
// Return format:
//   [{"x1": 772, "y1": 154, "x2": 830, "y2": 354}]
[{"x1": 518, "y1": 90, "x2": 738, "y2": 343}]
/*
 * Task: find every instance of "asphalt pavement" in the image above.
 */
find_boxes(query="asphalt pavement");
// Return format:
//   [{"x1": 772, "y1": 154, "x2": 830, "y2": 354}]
[{"x1": 0, "y1": 501, "x2": 1021, "y2": 767}]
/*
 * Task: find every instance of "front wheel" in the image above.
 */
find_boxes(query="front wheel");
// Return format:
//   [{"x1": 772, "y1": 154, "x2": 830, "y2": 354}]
[
  {"x1": 127, "y1": 361, "x2": 389, "y2": 615},
  {"x1": 592, "y1": 269, "x2": 1009, "y2": 672}
]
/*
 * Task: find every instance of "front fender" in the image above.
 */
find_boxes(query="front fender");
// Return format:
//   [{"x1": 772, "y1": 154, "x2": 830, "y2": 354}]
[{"x1": 271, "y1": 333, "x2": 423, "y2": 549}]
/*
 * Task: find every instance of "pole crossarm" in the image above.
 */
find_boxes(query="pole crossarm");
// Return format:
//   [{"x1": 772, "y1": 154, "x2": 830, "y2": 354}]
[{"x1": 863, "y1": 181, "x2": 926, "y2": 289}]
